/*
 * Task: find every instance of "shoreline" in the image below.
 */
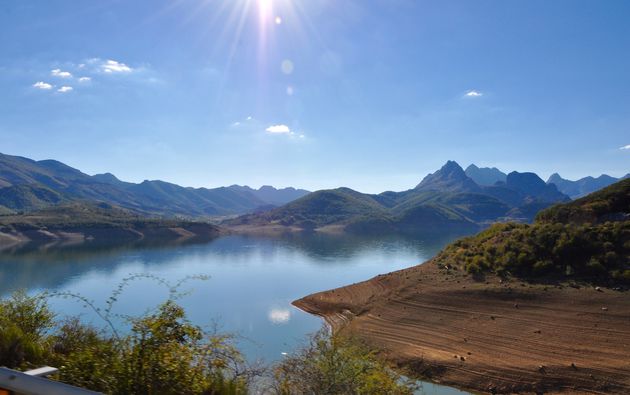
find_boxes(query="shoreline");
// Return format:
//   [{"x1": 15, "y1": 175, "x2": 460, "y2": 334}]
[
  {"x1": 0, "y1": 223, "x2": 224, "y2": 252},
  {"x1": 293, "y1": 261, "x2": 630, "y2": 394}
]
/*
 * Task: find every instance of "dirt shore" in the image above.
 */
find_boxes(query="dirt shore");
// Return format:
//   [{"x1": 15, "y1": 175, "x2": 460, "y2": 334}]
[{"x1": 294, "y1": 261, "x2": 630, "y2": 394}]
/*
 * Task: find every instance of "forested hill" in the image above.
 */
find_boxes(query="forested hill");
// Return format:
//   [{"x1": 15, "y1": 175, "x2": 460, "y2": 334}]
[{"x1": 435, "y1": 178, "x2": 630, "y2": 284}]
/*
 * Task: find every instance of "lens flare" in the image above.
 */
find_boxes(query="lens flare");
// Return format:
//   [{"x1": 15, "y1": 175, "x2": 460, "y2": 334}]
[
  {"x1": 281, "y1": 59, "x2": 294, "y2": 74},
  {"x1": 258, "y1": 0, "x2": 273, "y2": 21}
]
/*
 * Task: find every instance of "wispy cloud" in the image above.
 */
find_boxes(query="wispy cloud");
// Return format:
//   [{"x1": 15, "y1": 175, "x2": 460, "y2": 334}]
[
  {"x1": 51, "y1": 69, "x2": 72, "y2": 78},
  {"x1": 57, "y1": 86, "x2": 73, "y2": 93},
  {"x1": 33, "y1": 81, "x2": 53, "y2": 90},
  {"x1": 78, "y1": 76, "x2": 91, "y2": 83},
  {"x1": 620, "y1": 145, "x2": 630, "y2": 150},
  {"x1": 230, "y1": 116, "x2": 255, "y2": 128},
  {"x1": 266, "y1": 124, "x2": 291, "y2": 134},
  {"x1": 464, "y1": 90, "x2": 483, "y2": 98},
  {"x1": 101, "y1": 59, "x2": 133, "y2": 73}
]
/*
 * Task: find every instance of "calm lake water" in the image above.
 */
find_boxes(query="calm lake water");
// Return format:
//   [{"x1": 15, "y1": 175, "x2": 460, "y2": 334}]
[{"x1": 0, "y1": 231, "x2": 472, "y2": 395}]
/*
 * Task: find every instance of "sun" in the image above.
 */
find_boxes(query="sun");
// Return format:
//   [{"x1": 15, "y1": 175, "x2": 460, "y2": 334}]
[{"x1": 257, "y1": 0, "x2": 274, "y2": 19}]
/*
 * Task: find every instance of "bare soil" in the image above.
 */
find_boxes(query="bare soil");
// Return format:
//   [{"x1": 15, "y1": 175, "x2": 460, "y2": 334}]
[{"x1": 294, "y1": 261, "x2": 630, "y2": 394}]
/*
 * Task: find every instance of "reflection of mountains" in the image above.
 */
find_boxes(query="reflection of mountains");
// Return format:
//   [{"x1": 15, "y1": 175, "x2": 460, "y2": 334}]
[
  {"x1": 247, "y1": 229, "x2": 474, "y2": 262},
  {"x1": 0, "y1": 230, "x2": 472, "y2": 295},
  {"x1": 0, "y1": 237, "x2": 223, "y2": 294}
]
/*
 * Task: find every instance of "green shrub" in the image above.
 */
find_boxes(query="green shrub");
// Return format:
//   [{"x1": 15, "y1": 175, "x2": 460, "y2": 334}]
[
  {"x1": 272, "y1": 329, "x2": 416, "y2": 395},
  {"x1": 0, "y1": 290, "x2": 55, "y2": 369},
  {"x1": 0, "y1": 290, "x2": 251, "y2": 394}
]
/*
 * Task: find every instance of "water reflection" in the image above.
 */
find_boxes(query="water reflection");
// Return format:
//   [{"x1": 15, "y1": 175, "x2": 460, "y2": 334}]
[
  {"x1": 268, "y1": 308, "x2": 291, "y2": 324},
  {"x1": 0, "y1": 230, "x2": 473, "y2": 295}
]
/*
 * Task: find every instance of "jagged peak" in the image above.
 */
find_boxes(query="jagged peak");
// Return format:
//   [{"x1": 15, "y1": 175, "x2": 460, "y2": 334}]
[
  {"x1": 416, "y1": 161, "x2": 480, "y2": 192},
  {"x1": 465, "y1": 164, "x2": 480, "y2": 171},
  {"x1": 547, "y1": 173, "x2": 563, "y2": 183},
  {"x1": 440, "y1": 160, "x2": 465, "y2": 173}
]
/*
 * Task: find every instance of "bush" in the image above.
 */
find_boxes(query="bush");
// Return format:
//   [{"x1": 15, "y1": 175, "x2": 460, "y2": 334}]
[
  {"x1": 0, "y1": 290, "x2": 253, "y2": 395},
  {"x1": 272, "y1": 329, "x2": 416, "y2": 395},
  {"x1": 0, "y1": 290, "x2": 55, "y2": 369}
]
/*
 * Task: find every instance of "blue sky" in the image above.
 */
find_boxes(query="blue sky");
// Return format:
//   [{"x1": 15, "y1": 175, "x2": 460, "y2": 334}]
[{"x1": 1, "y1": 0, "x2": 629, "y2": 193}]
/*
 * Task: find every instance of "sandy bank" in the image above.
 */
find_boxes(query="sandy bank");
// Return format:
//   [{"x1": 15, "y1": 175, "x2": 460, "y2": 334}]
[{"x1": 294, "y1": 261, "x2": 630, "y2": 394}]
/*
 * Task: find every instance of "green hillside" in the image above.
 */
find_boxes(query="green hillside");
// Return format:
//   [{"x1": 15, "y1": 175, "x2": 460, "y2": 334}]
[
  {"x1": 0, "y1": 184, "x2": 66, "y2": 211},
  {"x1": 227, "y1": 161, "x2": 575, "y2": 234},
  {"x1": 229, "y1": 188, "x2": 392, "y2": 230},
  {"x1": 536, "y1": 178, "x2": 630, "y2": 224},
  {"x1": 435, "y1": 179, "x2": 630, "y2": 284},
  {"x1": 0, "y1": 202, "x2": 150, "y2": 229},
  {"x1": 0, "y1": 202, "x2": 223, "y2": 241},
  {"x1": 228, "y1": 187, "x2": 482, "y2": 234},
  {"x1": 0, "y1": 152, "x2": 309, "y2": 217}
]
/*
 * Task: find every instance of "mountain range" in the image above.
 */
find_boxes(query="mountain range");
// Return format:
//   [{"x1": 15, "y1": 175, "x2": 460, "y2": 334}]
[
  {"x1": 1, "y1": 152, "x2": 626, "y2": 235},
  {"x1": 227, "y1": 161, "x2": 573, "y2": 234},
  {"x1": 464, "y1": 164, "x2": 629, "y2": 198},
  {"x1": 546, "y1": 172, "x2": 629, "y2": 198},
  {"x1": 0, "y1": 152, "x2": 309, "y2": 217}
]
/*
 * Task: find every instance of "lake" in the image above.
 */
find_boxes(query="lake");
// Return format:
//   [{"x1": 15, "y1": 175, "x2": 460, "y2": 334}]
[{"x1": 0, "y1": 231, "x2": 472, "y2": 394}]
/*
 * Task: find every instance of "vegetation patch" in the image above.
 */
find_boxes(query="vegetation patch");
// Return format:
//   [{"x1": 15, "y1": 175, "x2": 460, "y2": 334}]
[
  {"x1": 436, "y1": 221, "x2": 630, "y2": 284},
  {"x1": 435, "y1": 179, "x2": 630, "y2": 284}
]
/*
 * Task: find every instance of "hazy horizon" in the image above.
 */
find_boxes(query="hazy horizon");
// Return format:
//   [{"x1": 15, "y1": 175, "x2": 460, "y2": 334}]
[{"x1": 1, "y1": 0, "x2": 629, "y2": 193}]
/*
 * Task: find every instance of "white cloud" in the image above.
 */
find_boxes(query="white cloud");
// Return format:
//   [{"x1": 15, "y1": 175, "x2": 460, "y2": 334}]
[
  {"x1": 57, "y1": 86, "x2": 73, "y2": 93},
  {"x1": 266, "y1": 124, "x2": 291, "y2": 134},
  {"x1": 78, "y1": 77, "x2": 91, "y2": 83},
  {"x1": 620, "y1": 145, "x2": 630, "y2": 150},
  {"x1": 51, "y1": 69, "x2": 73, "y2": 78},
  {"x1": 246, "y1": 116, "x2": 252, "y2": 120},
  {"x1": 464, "y1": 90, "x2": 483, "y2": 97},
  {"x1": 268, "y1": 308, "x2": 291, "y2": 324},
  {"x1": 101, "y1": 59, "x2": 133, "y2": 73},
  {"x1": 33, "y1": 81, "x2": 53, "y2": 90}
]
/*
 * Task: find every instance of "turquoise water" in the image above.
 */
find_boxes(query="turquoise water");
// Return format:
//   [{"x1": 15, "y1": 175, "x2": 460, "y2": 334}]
[{"x1": 0, "y1": 232, "x2": 471, "y2": 394}]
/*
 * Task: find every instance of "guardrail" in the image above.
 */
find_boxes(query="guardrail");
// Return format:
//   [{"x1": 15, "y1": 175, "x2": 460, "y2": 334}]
[{"x1": 0, "y1": 366, "x2": 101, "y2": 395}]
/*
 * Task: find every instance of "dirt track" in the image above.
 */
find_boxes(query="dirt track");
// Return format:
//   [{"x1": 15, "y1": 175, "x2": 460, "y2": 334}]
[{"x1": 294, "y1": 262, "x2": 630, "y2": 394}]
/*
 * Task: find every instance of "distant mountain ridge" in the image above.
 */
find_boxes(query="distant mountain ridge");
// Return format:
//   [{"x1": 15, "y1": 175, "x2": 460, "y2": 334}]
[
  {"x1": 464, "y1": 164, "x2": 506, "y2": 186},
  {"x1": 0, "y1": 152, "x2": 309, "y2": 217},
  {"x1": 227, "y1": 161, "x2": 574, "y2": 234},
  {"x1": 547, "y1": 173, "x2": 630, "y2": 198},
  {"x1": 464, "y1": 163, "x2": 628, "y2": 199}
]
